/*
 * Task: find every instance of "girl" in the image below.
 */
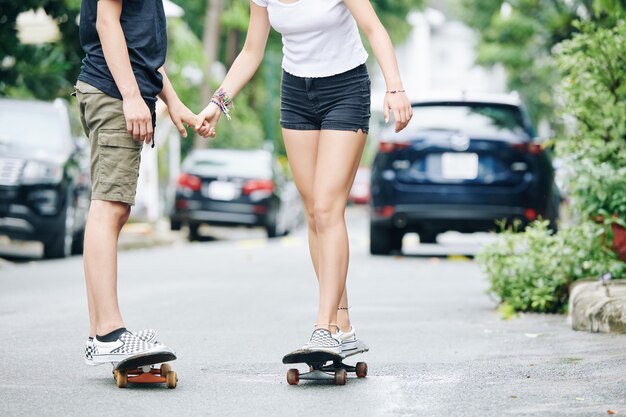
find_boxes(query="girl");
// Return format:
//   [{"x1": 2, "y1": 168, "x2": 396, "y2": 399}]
[{"x1": 196, "y1": 0, "x2": 412, "y2": 353}]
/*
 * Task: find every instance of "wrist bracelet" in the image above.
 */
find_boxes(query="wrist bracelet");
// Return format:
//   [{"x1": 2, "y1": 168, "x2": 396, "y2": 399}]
[
  {"x1": 386, "y1": 89, "x2": 406, "y2": 94},
  {"x1": 211, "y1": 88, "x2": 234, "y2": 121}
]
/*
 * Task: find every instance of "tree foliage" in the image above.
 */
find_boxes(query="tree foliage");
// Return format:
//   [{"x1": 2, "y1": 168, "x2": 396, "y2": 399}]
[
  {"x1": 0, "y1": 0, "x2": 82, "y2": 99},
  {"x1": 459, "y1": 0, "x2": 624, "y2": 127}
]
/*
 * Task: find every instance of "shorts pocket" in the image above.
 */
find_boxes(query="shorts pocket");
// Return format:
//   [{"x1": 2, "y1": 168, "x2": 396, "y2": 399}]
[
  {"x1": 75, "y1": 81, "x2": 105, "y2": 95},
  {"x1": 95, "y1": 129, "x2": 142, "y2": 201}
]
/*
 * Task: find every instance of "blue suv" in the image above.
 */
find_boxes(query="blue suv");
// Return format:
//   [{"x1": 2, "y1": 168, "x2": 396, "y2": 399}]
[{"x1": 369, "y1": 93, "x2": 559, "y2": 255}]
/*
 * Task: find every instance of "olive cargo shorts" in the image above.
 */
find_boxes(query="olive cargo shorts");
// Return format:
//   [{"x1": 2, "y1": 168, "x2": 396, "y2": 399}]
[{"x1": 75, "y1": 80, "x2": 143, "y2": 206}]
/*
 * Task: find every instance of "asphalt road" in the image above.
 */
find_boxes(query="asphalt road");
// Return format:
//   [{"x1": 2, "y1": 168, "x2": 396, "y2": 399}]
[{"x1": 1, "y1": 207, "x2": 625, "y2": 417}]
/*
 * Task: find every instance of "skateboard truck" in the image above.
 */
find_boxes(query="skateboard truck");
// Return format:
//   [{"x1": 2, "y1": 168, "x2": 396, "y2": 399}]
[{"x1": 113, "y1": 364, "x2": 178, "y2": 389}]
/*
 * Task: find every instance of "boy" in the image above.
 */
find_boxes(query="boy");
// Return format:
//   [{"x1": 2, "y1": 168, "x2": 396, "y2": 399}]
[{"x1": 76, "y1": 0, "x2": 196, "y2": 364}]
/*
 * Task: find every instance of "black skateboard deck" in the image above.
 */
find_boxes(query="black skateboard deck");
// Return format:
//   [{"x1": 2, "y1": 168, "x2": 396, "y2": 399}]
[
  {"x1": 282, "y1": 341, "x2": 369, "y2": 385},
  {"x1": 112, "y1": 351, "x2": 178, "y2": 389}
]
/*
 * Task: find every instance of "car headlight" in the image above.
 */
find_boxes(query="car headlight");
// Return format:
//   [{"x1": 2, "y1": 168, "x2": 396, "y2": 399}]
[{"x1": 22, "y1": 161, "x2": 63, "y2": 184}]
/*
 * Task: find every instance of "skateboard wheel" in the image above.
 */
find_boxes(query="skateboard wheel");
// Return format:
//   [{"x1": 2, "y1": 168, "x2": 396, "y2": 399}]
[
  {"x1": 286, "y1": 369, "x2": 299, "y2": 385},
  {"x1": 160, "y1": 363, "x2": 172, "y2": 375},
  {"x1": 166, "y1": 371, "x2": 177, "y2": 389},
  {"x1": 116, "y1": 371, "x2": 128, "y2": 388},
  {"x1": 334, "y1": 369, "x2": 347, "y2": 385},
  {"x1": 356, "y1": 362, "x2": 368, "y2": 378}
]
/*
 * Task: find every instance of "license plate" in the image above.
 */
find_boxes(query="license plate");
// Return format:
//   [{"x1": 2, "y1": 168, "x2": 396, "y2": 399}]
[
  {"x1": 205, "y1": 181, "x2": 238, "y2": 201},
  {"x1": 441, "y1": 152, "x2": 478, "y2": 180}
]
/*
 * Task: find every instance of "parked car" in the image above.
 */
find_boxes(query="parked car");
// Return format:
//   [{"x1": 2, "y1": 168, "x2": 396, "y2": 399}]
[
  {"x1": 349, "y1": 167, "x2": 371, "y2": 205},
  {"x1": 171, "y1": 149, "x2": 302, "y2": 240},
  {"x1": 0, "y1": 98, "x2": 90, "y2": 258},
  {"x1": 369, "y1": 93, "x2": 560, "y2": 255}
]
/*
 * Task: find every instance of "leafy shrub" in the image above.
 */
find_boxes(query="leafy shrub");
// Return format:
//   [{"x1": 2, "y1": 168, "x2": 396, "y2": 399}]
[
  {"x1": 555, "y1": 20, "x2": 626, "y2": 222},
  {"x1": 477, "y1": 221, "x2": 626, "y2": 314}
]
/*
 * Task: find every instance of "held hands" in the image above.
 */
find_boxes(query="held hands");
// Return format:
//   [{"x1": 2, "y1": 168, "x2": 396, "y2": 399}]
[
  {"x1": 194, "y1": 102, "x2": 220, "y2": 138},
  {"x1": 384, "y1": 91, "x2": 413, "y2": 133},
  {"x1": 167, "y1": 100, "x2": 201, "y2": 138}
]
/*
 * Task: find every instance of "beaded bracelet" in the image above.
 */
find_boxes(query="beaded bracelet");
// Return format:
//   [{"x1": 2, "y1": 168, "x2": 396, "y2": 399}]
[
  {"x1": 211, "y1": 88, "x2": 234, "y2": 121},
  {"x1": 386, "y1": 89, "x2": 406, "y2": 94}
]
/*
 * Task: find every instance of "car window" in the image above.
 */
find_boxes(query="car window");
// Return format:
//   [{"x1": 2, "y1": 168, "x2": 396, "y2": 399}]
[
  {"x1": 0, "y1": 106, "x2": 71, "y2": 153},
  {"x1": 393, "y1": 104, "x2": 530, "y2": 139},
  {"x1": 186, "y1": 151, "x2": 272, "y2": 179}
]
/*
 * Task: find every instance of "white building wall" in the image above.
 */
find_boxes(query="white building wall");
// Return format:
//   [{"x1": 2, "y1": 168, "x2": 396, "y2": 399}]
[{"x1": 371, "y1": 10, "x2": 507, "y2": 108}]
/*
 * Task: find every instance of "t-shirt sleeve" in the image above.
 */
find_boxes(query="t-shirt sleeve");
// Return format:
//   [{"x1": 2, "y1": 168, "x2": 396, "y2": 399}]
[{"x1": 251, "y1": 0, "x2": 268, "y2": 7}]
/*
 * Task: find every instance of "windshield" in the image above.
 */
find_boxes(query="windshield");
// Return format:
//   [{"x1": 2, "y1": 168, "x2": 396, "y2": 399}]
[
  {"x1": 0, "y1": 107, "x2": 71, "y2": 153},
  {"x1": 394, "y1": 104, "x2": 531, "y2": 140},
  {"x1": 186, "y1": 151, "x2": 272, "y2": 179}
]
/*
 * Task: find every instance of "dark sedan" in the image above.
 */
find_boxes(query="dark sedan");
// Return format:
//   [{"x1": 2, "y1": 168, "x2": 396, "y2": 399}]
[
  {"x1": 0, "y1": 98, "x2": 90, "y2": 258},
  {"x1": 369, "y1": 93, "x2": 560, "y2": 255},
  {"x1": 171, "y1": 149, "x2": 302, "y2": 240}
]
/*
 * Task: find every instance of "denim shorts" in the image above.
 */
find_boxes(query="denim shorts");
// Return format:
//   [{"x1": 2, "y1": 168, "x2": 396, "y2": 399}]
[{"x1": 280, "y1": 64, "x2": 371, "y2": 134}]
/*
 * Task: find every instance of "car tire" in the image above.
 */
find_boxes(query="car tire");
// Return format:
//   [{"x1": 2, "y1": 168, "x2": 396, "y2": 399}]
[
  {"x1": 370, "y1": 223, "x2": 402, "y2": 255},
  {"x1": 43, "y1": 200, "x2": 75, "y2": 259},
  {"x1": 265, "y1": 209, "x2": 279, "y2": 239},
  {"x1": 188, "y1": 223, "x2": 201, "y2": 242},
  {"x1": 266, "y1": 224, "x2": 278, "y2": 239},
  {"x1": 419, "y1": 231, "x2": 438, "y2": 244},
  {"x1": 170, "y1": 218, "x2": 182, "y2": 231},
  {"x1": 71, "y1": 229, "x2": 85, "y2": 255}
]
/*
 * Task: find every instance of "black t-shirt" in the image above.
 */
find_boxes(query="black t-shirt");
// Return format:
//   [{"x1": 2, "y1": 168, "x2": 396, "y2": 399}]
[{"x1": 78, "y1": 0, "x2": 167, "y2": 111}]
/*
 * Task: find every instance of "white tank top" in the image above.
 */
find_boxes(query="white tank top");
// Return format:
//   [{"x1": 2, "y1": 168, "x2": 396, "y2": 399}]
[{"x1": 251, "y1": 0, "x2": 369, "y2": 78}]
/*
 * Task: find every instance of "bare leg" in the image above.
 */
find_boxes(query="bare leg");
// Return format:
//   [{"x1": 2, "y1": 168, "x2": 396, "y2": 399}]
[
  {"x1": 83, "y1": 200, "x2": 130, "y2": 335},
  {"x1": 312, "y1": 130, "x2": 367, "y2": 331},
  {"x1": 284, "y1": 129, "x2": 365, "y2": 332},
  {"x1": 282, "y1": 129, "x2": 320, "y2": 279}
]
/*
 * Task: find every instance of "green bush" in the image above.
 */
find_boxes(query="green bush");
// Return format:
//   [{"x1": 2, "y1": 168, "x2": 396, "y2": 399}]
[
  {"x1": 477, "y1": 221, "x2": 626, "y2": 314},
  {"x1": 478, "y1": 18, "x2": 626, "y2": 315},
  {"x1": 555, "y1": 20, "x2": 626, "y2": 223}
]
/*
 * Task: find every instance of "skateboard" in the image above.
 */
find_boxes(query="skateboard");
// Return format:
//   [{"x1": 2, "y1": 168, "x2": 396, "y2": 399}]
[
  {"x1": 282, "y1": 340, "x2": 369, "y2": 385},
  {"x1": 112, "y1": 351, "x2": 178, "y2": 389}
]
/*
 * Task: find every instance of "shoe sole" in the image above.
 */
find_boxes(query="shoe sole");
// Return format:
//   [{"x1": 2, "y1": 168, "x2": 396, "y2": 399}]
[
  {"x1": 92, "y1": 345, "x2": 168, "y2": 364},
  {"x1": 305, "y1": 346, "x2": 343, "y2": 355}
]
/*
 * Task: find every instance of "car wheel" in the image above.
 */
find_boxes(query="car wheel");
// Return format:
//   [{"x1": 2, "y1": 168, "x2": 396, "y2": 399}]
[
  {"x1": 370, "y1": 223, "x2": 402, "y2": 255},
  {"x1": 419, "y1": 231, "x2": 438, "y2": 244},
  {"x1": 265, "y1": 224, "x2": 278, "y2": 239},
  {"x1": 71, "y1": 228, "x2": 85, "y2": 255},
  {"x1": 43, "y1": 201, "x2": 75, "y2": 259},
  {"x1": 265, "y1": 210, "x2": 279, "y2": 239},
  {"x1": 188, "y1": 223, "x2": 200, "y2": 242},
  {"x1": 170, "y1": 218, "x2": 182, "y2": 231}
]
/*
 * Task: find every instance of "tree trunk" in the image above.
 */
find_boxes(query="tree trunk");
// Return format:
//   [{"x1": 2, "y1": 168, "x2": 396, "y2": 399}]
[{"x1": 196, "y1": 0, "x2": 222, "y2": 149}]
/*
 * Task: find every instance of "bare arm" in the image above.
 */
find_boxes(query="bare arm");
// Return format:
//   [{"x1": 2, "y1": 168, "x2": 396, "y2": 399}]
[
  {"x1": 344, "y1": 0, "x2": 413, "y2": 132},
  {"x1": 97, "y1": 0, "x2": 153, "y2": 143},
  {"x1": 157, "y1": 67, "x2": 199, "y2": 138},
  {"x1": 196, "y1": 1, "x2": 271, "y2": 135}
]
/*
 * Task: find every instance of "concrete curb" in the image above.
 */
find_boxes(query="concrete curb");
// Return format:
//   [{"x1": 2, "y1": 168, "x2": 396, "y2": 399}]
[{"x1": 569, "y1": 278, "x2": 626, "y2": 333}]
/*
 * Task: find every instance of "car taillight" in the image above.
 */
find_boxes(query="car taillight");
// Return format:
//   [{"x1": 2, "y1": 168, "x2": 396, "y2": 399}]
[
  {"x1": 378, "y1": 141, "x2": 411, "y2": 153},
  {"x1": 177, "y1": 173, "x2": 202, "y2": 191},
  {"x1": 242, "y1": 179, "x2": 274, "y2": 195},
  {"x1": 512, "y1": 143, "x2": 543, "y2": 155},
  {"x1": 524, "y1": 208, "x2": 537, "y2": 221},
  {"x1": 374, "y1": 205, "x2": 395, "y2": 218}
]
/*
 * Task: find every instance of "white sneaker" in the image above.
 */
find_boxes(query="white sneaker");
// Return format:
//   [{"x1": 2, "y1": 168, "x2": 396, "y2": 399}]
[
  {"x1": 92, "y1": 331, "x2": 167, "y2": 364},
  {"x1": 85, "y1": 329, "x2": 158, "y2": 366},
  {"x1": 333, "y1": 326, "x2": 359, "y2": 352},
  {"x1": 303, "y1": 328, "x2": 342, "y2": 354}
]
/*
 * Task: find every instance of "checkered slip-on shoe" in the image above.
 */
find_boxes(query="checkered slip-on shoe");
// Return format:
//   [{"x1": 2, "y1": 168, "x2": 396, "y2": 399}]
[
  {"x1": 303, "y1": 328, "x2": 342, "y2": 354},
  {"x1": 85, "y1": 329, "x2": 159, "y2": 366},
  {"x1": 92, "y1": 331, "x2": 167, "y2": 364}
]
